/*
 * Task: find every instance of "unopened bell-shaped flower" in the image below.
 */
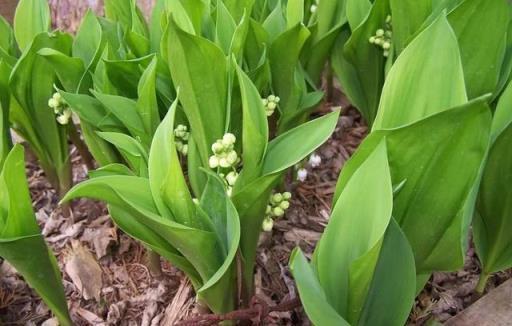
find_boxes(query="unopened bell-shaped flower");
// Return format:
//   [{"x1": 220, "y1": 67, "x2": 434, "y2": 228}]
[
  {"x1": 297, "y1": 168, "x2": 308, "y2": 182},
  {"x1": 262, "y1": 217, "x2": 274, "y2": 232},
  {"x1": 209, "y1": 133, "x2": 239, "y2": 169},
  {"x1": 309, "y1": 153, "x2": 322, "y2": 168}
]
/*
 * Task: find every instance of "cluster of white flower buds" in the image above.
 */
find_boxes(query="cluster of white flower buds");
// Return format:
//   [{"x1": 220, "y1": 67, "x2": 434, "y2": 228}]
[
  {"x1": 262, "y1": 95, "x2": 280, "y2": 117},
  {"x1": 209, "y1": 133, "x2": 239, "y2": 169},
  {"x1": 174, "y1": 124, "x2": 189, "y2": 156},
  {"x1": 262, "y1": 192, "x2": 292, "y2": 232},
  {"x1": 48, "y1": 92, "x2": 72, "y2": 125},
  {"x1": 219, "y1": 171, "x2": 238, "y2": 197},
  {"x1": 369, "y1": 15, "x2": 393, "y2": 57}
]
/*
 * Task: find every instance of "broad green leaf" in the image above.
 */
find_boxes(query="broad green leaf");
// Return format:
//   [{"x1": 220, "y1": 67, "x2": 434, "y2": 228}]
[
  {"x1": 197, "y1": 171, "x2": 240, "y2": 313},
  {"x1": 262, "y1": 111, "x2": 339, "y2": 175},
  {"x1": 289, "y1": 249, "x2": 350, "y2": 326},
  {"x1": 268, "y1": 23, "x2": 310, "y2": 118},
  {"x1": 448, "y1": 0, "x2": 509, "y2": 99},
  {"x1": 165, "y1": 19, "x2": 228, "y2": 165},
  {"x1": 474, "y1": 81, "x2": 512, "y2": 274},
  {"x1": 149, "y1": 0, "x2": 166, "y2": 53},
  {"x1": 223, "y1": 0, "x2": 255, "y2": 22},
  {"x1": 373, "y1": 13, "x2": 467, "y2": 130},
  {"x1": 13, "y1": 0, "x2": 50, "y2": 52},
  {"x1": 74, "y1": 9, "x2": 104, "y2": 70},
  {"x1": 148, "y1": 97, "x2": 196, "y2": 226},
  {"x1": 336, "y1": 99, "x2": 491, "y2": 272},
  {"x1": 0, "y1": 15, "x2": 16, "y2": 57},
  {"x1": 315, "y1": 140, "x2": 392, "y2": 315},
  {"x1": 38, "y1": 48, "x2": 89, "y2": 93},
  {"x1": 342, "y1": 0, "x2": 390, "y2": 125},
  {"x1": 316, "y1": 0, "x2": 346, "y2": 38},
  {"x1": 390, "y1": 0, "x2": 432, "y2": 53},
  {"x1": 215, "y1": 1, "x2": 237, "y2": 55},
  {"x1": 97, "y1": 132, "x2": 148, "y2": 177},
  {"x1": 9, "y1": 32, "x2": 72, "y2": 194},
  {"x1": 92, "y1": 91, "x2": 150, "y2": 147},
  {"x1": 0, "y1": 145, "x2": 71, "y2": 326},
  {"x1": 102, "y1": 54, "x2": 154, "y2": 97},
  {"x1": 136, "y1": 57, "x2": 160, "y2": 135},
  {"x1": 0, "y1": 60, "x2": 11, "y2": 166},
  {"x1": 346, "y1": 0, "x2": 371, "y2": 30},
  {"x1": 235, "y1": 63, "x2": 268, "y2": 184},
  {"x1": 286, "y1": 0, "x2": 304, "y2": 28}
]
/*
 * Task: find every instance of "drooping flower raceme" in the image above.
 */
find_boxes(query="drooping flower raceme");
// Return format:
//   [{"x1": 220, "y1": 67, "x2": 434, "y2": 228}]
[
  {"x1": 262, "y1": 192, "x2": 292, "y2": 231},
  {"x1": 369, "y1": 15, "x2": 393, "y2": 57},
  {"x1": 174, "y1": 124, "x2": 190, "y2": 156},
  {"x1": 262, "y1": 95, "x2": 280, "y2": 117},
  {"x1": 48, "y1": 92, "x2": 72, "y2": 125}
]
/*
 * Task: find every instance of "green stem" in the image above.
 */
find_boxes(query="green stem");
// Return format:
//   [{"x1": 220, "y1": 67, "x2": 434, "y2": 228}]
[
  {"x1": 68, "y1": 123, "x2": 95, "y2": 171},
  {"x1": 326, "y1": 63, "x2": 334, "y2": 103},
  {"x1": 146, "y1": 249, "x2": 162, "y2": 278},
  {"x1": 476, "y1": 272, "x2": 490, "y2": 294}
]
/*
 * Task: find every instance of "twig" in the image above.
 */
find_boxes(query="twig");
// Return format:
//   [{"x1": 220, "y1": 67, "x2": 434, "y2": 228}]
[{"x1": 174, "y1": 297, "x2": 301, "y2": 326}]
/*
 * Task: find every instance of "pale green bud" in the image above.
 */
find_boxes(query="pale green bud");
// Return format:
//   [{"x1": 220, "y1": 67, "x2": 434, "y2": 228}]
[
  {"x1": 262, "y1": 98, "x2": 269, "y2": 106},
  {"x1": 262, "y1": 217, "x2": 274, "y2": 232},
  {"x1": 52, "y1": 92, "x2": 62, "y2": 102},
  {"x1": 275, "y1": 96, "x2": 280, "y2": 103},
  {"x1": 227, "y1": 186, "x2": 233, "y2": 197},
  {"x1": 192, "y1": 198, "x2": 199, "y2": 204},
  {"x1": 273, "y1": 207, "x2": 284, "y2": 217},
  {"x1": 268, "y1": 102, "x2": 277, "y2": 110},
  {"x1": 266, "y1": 205, "x2": 272, "y2": 214},
  {"x1": 226, "y1": 151, "x2": 238, "y2": 165},
  {"x1": 219, "y1": 157, "x2": 230, "y2": 168},
  {"x1": 212, "y1": 142, "x2": 224, "y2": 154},
  {"x1": 283, "y1": 192, "x2": 291, "y2": 200},
  {"x1": 209, "y1": 156, "x2": 219, "y2": 168},
  {"x1": 272, "y1": 193, "x2": 283, "y2": 203},
  {"x1": 222, "y1": 133, "x2": 236, "y2": 146},
  {"x1": 268, "y1": 95, "x2": 276, "y2": 102},
  {"x1": 376, "y1": 29, "x2": 385, "y2": 37},
  {"x1": 383, "y1": 50, "x2": 389, "y2": 57},
  {"x1": 280, "y1": 201, "x2": 290, "y2": 210},
  {"x1": 226, "y1": 171, "x2": 238, "y2": 186},
  {"x1": 182, "y1": 144, "x2": 188, "y2": 155},
  {"x1": 382, "y1": 42, "x2": 391, "y2": 50},
  {"x1": 56, "y1": 110, "x2": 72, "y2": 125}
]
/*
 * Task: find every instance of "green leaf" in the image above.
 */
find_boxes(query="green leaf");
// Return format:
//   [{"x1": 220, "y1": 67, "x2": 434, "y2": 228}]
[
  {"x1": 0, "y1": 60, "x2": 11, "y2": 167},
  {"x1": 38, "y1": 48, "x2": 89, "y2": 93},
  {"x1": 13, "y1": 0, "x2": 50, "y2": 52},
  {"x1": 9, "y1": 32, "x2": 72, "y2": 194},
  {"x1": 215, "y1": 1, "x2": 237, "y2": 55},
  {"x1": 268, "y1": 23, "x2": 310, "y2": 118},
  {"x1": 315, "y1": 140, "x2": 392, "y2": 315},
  {"x1": 289, "y1": 249, "x2": 350, "y2": 326},
  {"x1": 342, "y1": 0, "x2": 390, "y2": 125},
  {"x1": 474, "y1": 81, "x2": 512, "y2": 274},
  {"x1": 390, "y1": 0, "x2": 432, "y2": 53},
  {"x1": 287, "y1": 0, "x2": 304, "y2": 28},
  {"x1": 336, "y1": 99, "x2": 491, "y2": 272},
  {"x1": 73, "y1": 9, "x2": 104, "y2": 70},
  {"x1": 148, "y1": 97, "x2": 196, "y2": 226},
  {"x1": 346, "y1": 0, "x2": 371, "y2": 30},
  {"x1": 97, "y1": 132, "x2": 148, "y2": 177},
  {"x1": 136, "y1": 57, "x2": 160, "y2": 135},
  {"x1": 373, "y1": 13, "x2": 467, "y2": 130},
  {"x1": 0, "y1": 145, "x2": 71, "y2": 326},
  {"x1": 235, "y1": 63, "x2": 268, "y2": 183},
  {"x1": 448, "y1": 0, "x2": 509, "y2": 99},
  {"x1": 165, "y1": 19, "x2": 228, "y2": 166},
  {"x1": 262, "y1": 111, "x2": 339, "y2": 175},
  {"x1": 0, "y1": 15, "x2": 16, "y2": 57}
]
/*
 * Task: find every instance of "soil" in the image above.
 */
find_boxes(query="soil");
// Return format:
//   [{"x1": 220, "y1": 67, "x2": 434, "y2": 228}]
[{"x1": 0, "y1": 1, "x2": 511, "y2": 325}]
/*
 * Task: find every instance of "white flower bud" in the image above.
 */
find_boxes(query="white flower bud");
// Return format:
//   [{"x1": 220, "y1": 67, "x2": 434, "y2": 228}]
[
  {"x1": 262, "y1": 218, "x2": 274, "y2": 232},
  {"x1": 382, "y1": 42, "x2": 391, "y2": 50},
  {"x1": 212, "y1": 141, "x2": 224, "y2": 154},
  {"x1": 181, "y1": 144, "x2": 188, "y2": 155},
  {"x1": 310, "y1": 4, "x2": 317, "y2": 13},
  {"x1": 275, "y1": 96, "x2": 280, "y2": 103},
  {"x1": 219, "y1": 157, "x2": 231, "y2": 168},
  {"x1": 192, "y1": 198, "x2": 199, "y2": 204},
  {"x1": 297, "y1": 168, "x2": 308, "y2": 182},
  {"x1": 209, "y1": 156, "x2": 219, "y2": 168},
  {"x1": 383, "y1": 50, "x2": 389, "y2": 57},
  {"x1": 376, "y1": 29, "x2": 385, "y2": 37},
  {"x1": 369, "y1": 36, "x2": 376, "y2": 44},
  {"x1": 48, "y1": 98, "x2": 58, "y2": 108},
  {"x1": 268, "y1": 102, "x2": 277, "y2": 110},
  {"x1": 226, "y1": 151, "x2": 238, "y2": 165},
  {"x1": 309, "y1": 154, "x2": 322, "y2": 168},
  {"x1": 56, "y1": 110, "x2": 72, "y2": 125},
  {"x1": 268, "y1": 95, "x2": 276, "y2": 102},
  {"x1": 262, "y1": 98, "x2": 269, "y2": 106},
  {"x1": 52, "y1": 92, "x2": 62, "y2": 102},
  {"x1": 222, "y1": 133, "x2": 236, "y2": 146},
  {"x1": 226, "y1": 171, "x2": 238, "y2": 186}
]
